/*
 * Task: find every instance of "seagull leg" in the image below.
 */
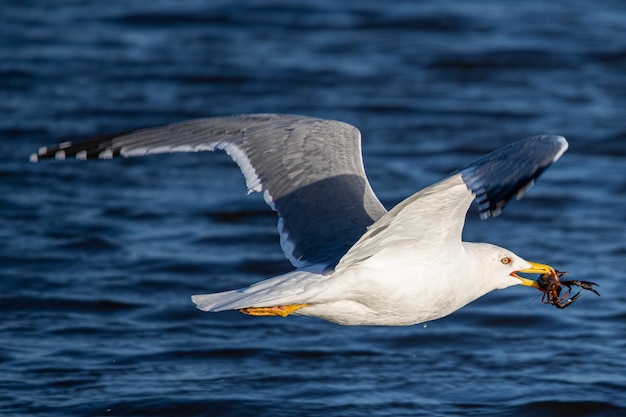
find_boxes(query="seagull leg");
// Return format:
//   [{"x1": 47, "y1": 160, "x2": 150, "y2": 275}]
[{"x1": 238, "y1": 304, "x2": 309, "y2": 317}]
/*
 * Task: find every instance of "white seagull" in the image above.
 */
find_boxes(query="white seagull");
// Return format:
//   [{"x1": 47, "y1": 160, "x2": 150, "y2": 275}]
[{"x1": 31, "y1": 114, "x2": 568, "y2": 326}]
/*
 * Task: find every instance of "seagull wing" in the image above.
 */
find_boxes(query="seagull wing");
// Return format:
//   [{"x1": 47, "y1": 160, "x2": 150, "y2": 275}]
[
  {"x1": 458, "y1": 135, "x2": 568, "y2": 219},
  {"x1": 31, "y1": 114, "x2": 388, "y2": 268},
  {"x1": 336, "y1": 135, "x2": 568, "y2": 270}
]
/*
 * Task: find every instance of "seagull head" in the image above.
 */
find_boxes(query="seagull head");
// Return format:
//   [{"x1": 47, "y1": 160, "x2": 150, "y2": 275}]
[{"x1": 468, "y1": 243, "x2": 556, "y2": 291}]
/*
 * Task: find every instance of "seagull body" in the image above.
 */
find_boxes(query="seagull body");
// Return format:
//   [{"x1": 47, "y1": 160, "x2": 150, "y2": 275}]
[{"x1": 32, "y1": 114, "x2": 568, "y2": 326}]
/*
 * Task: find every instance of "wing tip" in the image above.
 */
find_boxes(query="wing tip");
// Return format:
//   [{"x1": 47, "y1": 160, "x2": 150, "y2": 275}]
[
  {"x1": 552, "y1": 135, "x2": 568, "y2": 161},
  {"x1": 461, "y1": 134, "x2": 568, "y2": 220}
]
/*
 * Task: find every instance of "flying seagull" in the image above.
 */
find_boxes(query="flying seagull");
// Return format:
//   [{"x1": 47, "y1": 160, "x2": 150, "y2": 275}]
[{"x1": 31, "y1": 114, "x2": 568, "y2": 326}]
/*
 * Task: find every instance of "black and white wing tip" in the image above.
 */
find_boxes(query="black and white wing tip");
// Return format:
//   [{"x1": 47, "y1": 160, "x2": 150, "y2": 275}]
[
  {"x1": 30, "y1": 132, "x2": 128, "y2": 163},
  {"x1": 459, "y1": 135, "x2": 568, "y2": 219}
]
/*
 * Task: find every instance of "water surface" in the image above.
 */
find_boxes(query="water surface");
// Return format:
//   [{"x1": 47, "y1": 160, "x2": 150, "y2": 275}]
[{"x1": 2, "y1": 1, "x2": 626, "y2": 416}]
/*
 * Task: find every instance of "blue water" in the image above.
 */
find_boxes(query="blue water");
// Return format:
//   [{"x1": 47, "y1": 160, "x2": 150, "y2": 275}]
[{"x1": 2, "y1": 1, "x2": 626, "y2": 416}]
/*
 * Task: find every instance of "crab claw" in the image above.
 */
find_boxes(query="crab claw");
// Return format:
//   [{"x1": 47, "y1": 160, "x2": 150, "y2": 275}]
[
  {"x1": 561, "y1": 280, "x2": 600, "y2": 296},
  {"x1": 554, "y1": 290, "x2": 582, "y2": 309}
]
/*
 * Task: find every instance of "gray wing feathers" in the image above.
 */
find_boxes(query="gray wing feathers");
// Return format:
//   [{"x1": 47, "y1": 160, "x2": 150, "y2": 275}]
[{"x1": 31, "y1": 114, "x2": 387, "y2": 268}]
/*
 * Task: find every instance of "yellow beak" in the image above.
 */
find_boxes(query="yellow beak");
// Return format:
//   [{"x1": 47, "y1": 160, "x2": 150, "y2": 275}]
[{"x1": 510, "y1": 261, "x2": 557, "y2": 289}]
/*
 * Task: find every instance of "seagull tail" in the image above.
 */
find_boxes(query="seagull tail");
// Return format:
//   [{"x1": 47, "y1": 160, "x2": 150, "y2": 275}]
[
  {"x1": 191, "y1": 269, "x2": 328, "y2": 313},
  {"x1": 191, "y1": 290, "x2": 242, "y2": 312}
]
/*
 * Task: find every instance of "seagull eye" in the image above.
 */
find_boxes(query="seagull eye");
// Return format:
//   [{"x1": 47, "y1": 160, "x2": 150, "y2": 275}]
[{"x1": 501, "y1": 257, "x2": 512, "y2": 265}]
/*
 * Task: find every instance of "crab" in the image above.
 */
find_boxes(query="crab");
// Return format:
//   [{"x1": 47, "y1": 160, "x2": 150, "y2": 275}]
[{"x1": 537, "y1": 270, "x2": 600, "y2": 309}]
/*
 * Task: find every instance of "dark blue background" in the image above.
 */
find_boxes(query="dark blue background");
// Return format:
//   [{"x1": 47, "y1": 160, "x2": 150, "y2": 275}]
[{"x1": 2, "y1": 1, "x2": 625, "y2": 416}]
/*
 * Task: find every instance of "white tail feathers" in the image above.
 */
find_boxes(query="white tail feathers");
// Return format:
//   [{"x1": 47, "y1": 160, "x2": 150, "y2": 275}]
[
  {"x1": 191, "y1": 290, "x2": 240, "y2": 312},
  {"x1": 191, "y1": 269, "x2": 328, "y2": 313}
]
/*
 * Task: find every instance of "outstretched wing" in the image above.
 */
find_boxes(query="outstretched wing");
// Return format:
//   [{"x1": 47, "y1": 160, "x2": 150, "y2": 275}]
[
  {"x1": 31, "y1": 114, "x2": 388, "y2": 268},
  {"x1": 336, "y1": 135, "x2": 568, "y2": 270}
]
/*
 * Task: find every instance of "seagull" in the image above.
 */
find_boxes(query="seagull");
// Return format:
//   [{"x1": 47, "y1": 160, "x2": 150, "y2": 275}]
[{"x1": 31, "y1": 114, "x2": 568, "y2": 326}]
